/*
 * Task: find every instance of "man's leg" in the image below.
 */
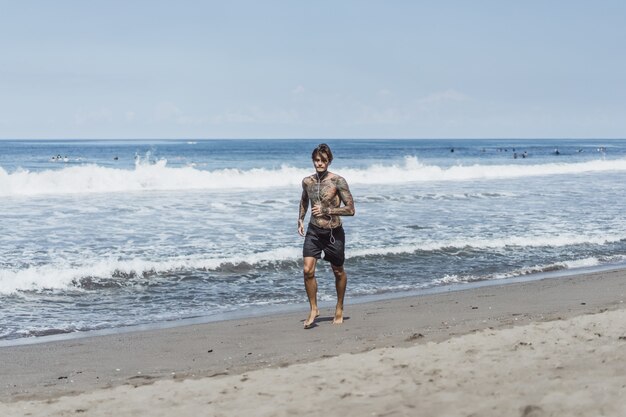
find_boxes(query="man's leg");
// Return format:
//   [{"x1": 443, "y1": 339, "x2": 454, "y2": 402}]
[
  {"x1": 303, "y1": 256, "x2": 319, "y2": 328},
  {"x1": 331, "y1": 264, "x2": 347, "y2": 324}
]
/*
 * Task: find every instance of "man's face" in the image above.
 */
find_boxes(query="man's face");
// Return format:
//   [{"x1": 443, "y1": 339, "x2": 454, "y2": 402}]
[{"x1": 312, "y1": 153, "x2": 329, "y2": 173}]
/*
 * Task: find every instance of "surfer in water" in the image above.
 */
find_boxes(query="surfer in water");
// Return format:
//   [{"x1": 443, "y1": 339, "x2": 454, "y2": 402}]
[{"x1": 298, "y1": 144, "x2": 355, "y2": 328}]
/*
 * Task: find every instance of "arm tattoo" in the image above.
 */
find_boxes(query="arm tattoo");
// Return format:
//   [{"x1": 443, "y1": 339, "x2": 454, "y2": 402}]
[
  {"x1": 331, "y1": 176, "x2": 355, "y2": 217},
  {"x1": 299, "y1": 180, "x2": 309, "y2": 224}
]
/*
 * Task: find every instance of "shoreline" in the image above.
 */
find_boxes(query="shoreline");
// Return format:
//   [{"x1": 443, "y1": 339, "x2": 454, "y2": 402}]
[
  {"x1": 3, "y1": 261, "x2": 624, "y2": 348},
  {"x1": 1, "y1": 266, "x2": 624, "y2": 403}
]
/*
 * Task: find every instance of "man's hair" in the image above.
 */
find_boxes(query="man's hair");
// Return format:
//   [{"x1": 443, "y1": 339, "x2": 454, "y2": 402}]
[{"x1": 312, "y1": 143, "x2": 333, "y2": 163}]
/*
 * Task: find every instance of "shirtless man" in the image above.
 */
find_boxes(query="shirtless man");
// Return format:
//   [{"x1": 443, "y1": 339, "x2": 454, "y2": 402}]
[{"x1": 298, "y1": 144, "x2": 355, "y2": 328}]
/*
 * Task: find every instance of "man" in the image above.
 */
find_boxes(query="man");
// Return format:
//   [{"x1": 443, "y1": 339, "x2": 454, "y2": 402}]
[{"x1": 298, "y1": 143, "x2": 355, "y2": 328}]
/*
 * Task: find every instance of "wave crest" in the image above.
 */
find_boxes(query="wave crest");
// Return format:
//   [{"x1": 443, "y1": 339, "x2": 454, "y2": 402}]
[
  {"x1": 2, "y1": 156, "x2": 626, "y2": 196},
  {"x1": 2, "y1": 233, "x2": 624, "y2": 295}
]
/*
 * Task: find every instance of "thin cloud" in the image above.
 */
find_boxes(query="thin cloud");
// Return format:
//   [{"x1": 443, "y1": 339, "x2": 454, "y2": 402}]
[
  {"x1": 125, "y1": 111, "x2": 136, "y2": 122},
  {"x1": 352, "y1": 89, "x2": 472, "y2": 125},
  {"x1": 154, "y1": 102, "x2": 183, "y2": 121},
  {"x1": 210, "y1": 106, "x2": 299, "y2": 125},
  {"x1": 74, "y1": 108, "x2": 114, "y2": 126},
  {"x1": 153, "y1": 102, "x2": 206, "y2": 125},
  {"x1": 418, "y1": 89, "x2": 470, "y2": 104}
]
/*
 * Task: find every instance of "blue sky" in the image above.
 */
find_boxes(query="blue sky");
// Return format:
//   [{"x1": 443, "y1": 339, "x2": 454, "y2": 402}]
[{"x1": 1, "y1": 1, "x2": 625, "y2": 139}]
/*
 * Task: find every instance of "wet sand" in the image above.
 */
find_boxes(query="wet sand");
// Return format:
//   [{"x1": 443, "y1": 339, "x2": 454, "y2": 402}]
[{"x1": 1, "y1": 268, "x2": 625, "y2": 416}]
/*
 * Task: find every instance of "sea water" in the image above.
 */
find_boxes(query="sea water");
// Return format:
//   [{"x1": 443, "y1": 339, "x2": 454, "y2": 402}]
[{"x1": 1, "y1": 139, "x2": 626, "y2": 341}]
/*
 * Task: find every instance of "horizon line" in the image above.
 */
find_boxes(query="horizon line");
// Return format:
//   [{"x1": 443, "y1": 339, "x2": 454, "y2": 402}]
[{"x1": 1, "y1": 137, "x2": 625, "y2": 141}]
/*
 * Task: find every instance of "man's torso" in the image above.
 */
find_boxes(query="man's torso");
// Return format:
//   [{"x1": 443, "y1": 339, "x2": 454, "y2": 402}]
[{"x1": 304, "y1": 172, "x2": 343, "y2": 229}]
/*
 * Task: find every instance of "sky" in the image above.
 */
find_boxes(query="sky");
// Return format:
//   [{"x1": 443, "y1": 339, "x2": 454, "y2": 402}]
[{"x1": 0, "y1": 1, "x2": 625, "y2": 139}]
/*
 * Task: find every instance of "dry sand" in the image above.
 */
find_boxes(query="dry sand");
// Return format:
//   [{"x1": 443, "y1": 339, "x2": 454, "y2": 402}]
[
  {"x1": 1, "y1": 269, "x2": 625, "y2": 416},
  {"x1": 3, "y1": 309, "x2": 625, "y2": 417}
]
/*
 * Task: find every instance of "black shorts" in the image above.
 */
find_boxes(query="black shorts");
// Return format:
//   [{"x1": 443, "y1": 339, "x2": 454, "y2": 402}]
[{"x1": 303, "y1": 223, "x2": 345, "y2": 266}]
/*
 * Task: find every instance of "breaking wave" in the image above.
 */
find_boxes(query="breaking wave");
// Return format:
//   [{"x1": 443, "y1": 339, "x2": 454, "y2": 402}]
[
  {"x1": 2, "y1": 233, "x2": 624, "y2": 295},
  {"x1": 2, "y1": 156, "x2": 626, "y2": 196}
]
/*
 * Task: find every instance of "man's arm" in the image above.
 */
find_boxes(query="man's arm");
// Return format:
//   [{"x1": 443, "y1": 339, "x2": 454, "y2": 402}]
[
  {"x1": 298, "y1": 181, "x2": 309, "y2": 236},
  {"x1": 326, "y1": 176, "x2": 355, "y2": 216}
]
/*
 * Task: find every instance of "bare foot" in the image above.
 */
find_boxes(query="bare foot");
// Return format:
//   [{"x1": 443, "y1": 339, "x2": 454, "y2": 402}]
[
  {"x1": 333, "y1": 306, "x2": 343, "y2": 324},
  {"x1": 304, "y1": 308, "x2": 320, "y2": 328}
]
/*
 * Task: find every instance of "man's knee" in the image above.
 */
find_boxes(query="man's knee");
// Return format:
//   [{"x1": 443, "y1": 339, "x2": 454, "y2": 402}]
[
  {"x1": 303, "y1": 264, "x2": 316, "y2": 280},
  {"x1": 331, "y1": 264, "x2": 345, "y2": 275}
]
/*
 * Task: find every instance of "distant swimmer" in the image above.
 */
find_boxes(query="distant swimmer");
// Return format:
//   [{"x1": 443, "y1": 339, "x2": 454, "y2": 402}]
[
  {"x1": 450, "y1": 148, "x2": 454, "y2": 153},
  {"x1": 522, "y1": 151, "x2": 528, "y2": 158},
  {"x1": 298, "y1": 143, "x2": 355, "y2": 329},
  {"x1": 63, "y1": 156, "x2": 69, "y2": 162},
  {"x1": 554, "y1": 148, "x2": 560, "y2": 155},
  {"x1": 113, "y1": 156, "x2": 119, "y2": 160}
]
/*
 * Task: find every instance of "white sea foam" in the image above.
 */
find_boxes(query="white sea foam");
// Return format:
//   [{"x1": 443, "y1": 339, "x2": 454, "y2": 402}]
[
  {"x1": 2, "y1": 156, "x2": 626, "y2": 196},
  {"x1": 341, "y1": 156, "x2": 626, "y2": 184},
  {"x1": 350, "y1": 233, "x2": 626, "y2": 258},
  {"x1": 0, "y1": 247, "x2": 301, "y2": 295},
  {"x1": 431, "y1": 255, "x2": 626, "y2": 286},
  {"x1": 2, "y1": 233, "x2": 624, "y2": 295}
]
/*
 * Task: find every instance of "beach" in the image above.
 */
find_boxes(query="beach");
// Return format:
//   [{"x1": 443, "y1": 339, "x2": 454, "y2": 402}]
[
  {"x1": 3, "y1": 1, "x2": 626, "y2": 414},
  {"x1": 1, "y1": 268, "x2": 624, "y2": 416},
  {"x1": 4, "y1": 139, "x2": 626, "y2": 342}
]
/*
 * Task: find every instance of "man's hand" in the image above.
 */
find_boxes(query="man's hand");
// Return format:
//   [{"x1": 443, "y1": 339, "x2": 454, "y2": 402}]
[
  {"x1": 298, "y1": 220, "x2": 305, "y2": 237},
  {"x1": 311, "y1": 204, "x2": 325, "y2": 218}
]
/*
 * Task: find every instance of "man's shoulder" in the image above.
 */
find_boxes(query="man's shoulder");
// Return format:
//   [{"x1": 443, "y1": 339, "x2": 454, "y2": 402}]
[
  {"x1": 329, "y1": 172, "x2": 348, "y2": 183},
  {"x1": 302, "y1": 174, "x2": 317, "y2": 184}
]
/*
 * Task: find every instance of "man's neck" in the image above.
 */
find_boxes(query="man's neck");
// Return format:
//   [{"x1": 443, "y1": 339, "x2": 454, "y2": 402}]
[{"x1": 316, "y1": 170, "x2": 329, "y2": 181}]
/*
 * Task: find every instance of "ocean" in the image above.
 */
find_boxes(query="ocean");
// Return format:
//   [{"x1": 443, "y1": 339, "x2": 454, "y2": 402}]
[{"x1": 1, "y1": 138, "x2": 626, "y2": 342}]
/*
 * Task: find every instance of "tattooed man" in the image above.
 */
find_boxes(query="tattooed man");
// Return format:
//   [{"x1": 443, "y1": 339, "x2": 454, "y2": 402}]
[{"x1": 298, "y1": 144, "x2": 355, "y2": 328}]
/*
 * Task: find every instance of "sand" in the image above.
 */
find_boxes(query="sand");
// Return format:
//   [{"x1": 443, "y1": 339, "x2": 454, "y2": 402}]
[{"x1": 1, "y1": 268, "x2": 625, "y2": 416}]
